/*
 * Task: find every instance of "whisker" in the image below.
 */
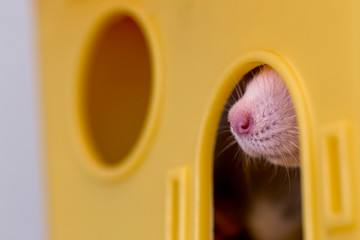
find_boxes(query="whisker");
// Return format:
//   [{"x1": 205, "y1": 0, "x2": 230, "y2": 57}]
[{"x1": 215, "y1": 140, "x2": 238, "y2": 158}]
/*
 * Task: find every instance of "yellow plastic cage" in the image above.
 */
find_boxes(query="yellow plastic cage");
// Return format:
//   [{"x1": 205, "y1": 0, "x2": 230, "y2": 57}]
[{"x1": 38, "y1": 0, "x2": 360, "y2": 239}]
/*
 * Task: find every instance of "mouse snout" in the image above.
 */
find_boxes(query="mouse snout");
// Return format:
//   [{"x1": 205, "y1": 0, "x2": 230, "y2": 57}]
[{"x1": 228, "y1": 107, "x2": 252, "y2": 135}]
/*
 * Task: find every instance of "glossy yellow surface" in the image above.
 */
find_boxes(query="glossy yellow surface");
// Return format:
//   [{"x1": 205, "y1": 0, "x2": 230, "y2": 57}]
[{"x1": 38, "y1": 0, "x2": 360, "y2": 239}]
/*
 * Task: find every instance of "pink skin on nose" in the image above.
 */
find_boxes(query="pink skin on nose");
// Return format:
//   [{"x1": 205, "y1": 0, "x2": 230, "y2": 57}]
[{"x1": 228, "y1": 107, "x2": 252, "y2": 135}]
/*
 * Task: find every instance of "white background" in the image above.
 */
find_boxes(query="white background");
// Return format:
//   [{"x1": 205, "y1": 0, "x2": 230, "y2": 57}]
[{"x1": 0, "y1": 1, "x2": 46, "y2": 239}]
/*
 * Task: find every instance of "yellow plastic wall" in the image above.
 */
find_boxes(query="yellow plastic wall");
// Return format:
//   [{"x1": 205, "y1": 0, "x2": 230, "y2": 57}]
[{"x1": 38, "y1": 0, "x2": 360, "y2": 239}]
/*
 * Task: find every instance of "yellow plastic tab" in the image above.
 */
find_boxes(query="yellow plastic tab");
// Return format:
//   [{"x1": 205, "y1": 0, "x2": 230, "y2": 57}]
[
  {"x1": 320, "y1": 122, "x2": 355, "y2": 232},
  {"x1": 166, "y1": 167, "x2": 191, "y2": 240}
]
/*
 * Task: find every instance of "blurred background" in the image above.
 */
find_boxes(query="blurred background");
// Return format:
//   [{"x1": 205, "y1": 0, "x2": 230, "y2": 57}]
[{"x1": 0, "y1": 1, "x2": 46, "y2": 239}]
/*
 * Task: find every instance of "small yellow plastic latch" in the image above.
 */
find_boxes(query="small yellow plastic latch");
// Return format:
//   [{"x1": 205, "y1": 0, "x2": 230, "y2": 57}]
[
  {"x1": 165, "y1": 166, "x2": 191, "y2": 240},
  {"x1": 320, "y1": 121, "x2": 354, "y2": 232}
]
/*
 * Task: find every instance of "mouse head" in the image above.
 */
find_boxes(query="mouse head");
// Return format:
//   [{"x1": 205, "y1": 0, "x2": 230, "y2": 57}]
[{"x1": 228, "y1": 66, "x2": 299, "y2": 167}]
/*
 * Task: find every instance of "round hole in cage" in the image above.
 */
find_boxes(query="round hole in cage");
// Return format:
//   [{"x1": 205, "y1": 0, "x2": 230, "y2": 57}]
[{"x1": 81, "y1": 14, "x2": 153, "y2": 167}]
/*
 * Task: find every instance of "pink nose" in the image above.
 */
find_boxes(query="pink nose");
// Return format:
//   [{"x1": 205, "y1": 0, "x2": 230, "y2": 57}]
[{"x1": 229, "y1": 111, "x2": 252, "y2": 135}]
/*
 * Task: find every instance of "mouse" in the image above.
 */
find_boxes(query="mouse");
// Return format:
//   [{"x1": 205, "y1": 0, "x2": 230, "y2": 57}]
[
  {"x1": 228, "y1": 65, "x2": 299, "y2": 167},
  {"x1": 213, "y1": 65, "x2": 302, "y2": 240}
]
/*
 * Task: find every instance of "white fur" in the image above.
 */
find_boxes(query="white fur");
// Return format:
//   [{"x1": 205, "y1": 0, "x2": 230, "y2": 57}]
[
  {"x1": 228, "y1": 66, "x2": 299, "y2": 167},
  {"x1": 246, "y1": 197, "x2": 302, "y2": 240}
]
